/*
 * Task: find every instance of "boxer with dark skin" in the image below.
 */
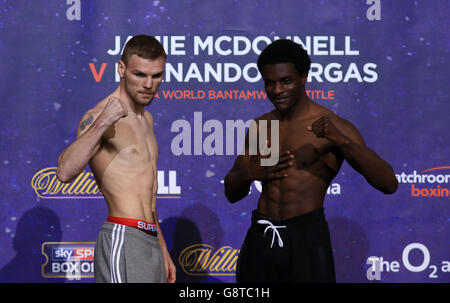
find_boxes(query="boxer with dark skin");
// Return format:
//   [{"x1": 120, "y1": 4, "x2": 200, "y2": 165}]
[{"x1": 224, "y1": 40, "x2": 397, "y2": 282}]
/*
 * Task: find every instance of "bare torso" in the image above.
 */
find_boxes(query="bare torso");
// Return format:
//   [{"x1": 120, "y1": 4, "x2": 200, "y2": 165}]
[
  {"x1": 88, "y1": 94, "x2": 158, "y2": 223},
  {"x1": 257, "y1": 104, "x2": 344, "y2": 218}
]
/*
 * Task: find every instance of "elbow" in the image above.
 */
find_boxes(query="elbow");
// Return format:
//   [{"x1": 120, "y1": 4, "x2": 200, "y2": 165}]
[
  {"x1": 223, "y1": 169, "x2": 252, "y2": 203},
  {"x1": 382, "y1": 178, "x2": 398, "y2": 195},
  {"x1": 379, "y1": 165, "x2": 399, "y2": 195},
  {"x1": 223, "y1": 176, "x2": 240, "y2": 204},
  {"x1": 56, "y1": 152, "x2": 72, "y2": 183},
  {"x1": 56, "y1": 166, "x2": 73, "y2": 183},
  {"x1": 224, "y1": 190, "x2": 239, "y2": 204},
  {"x1": 224, "y1": 184, "x2": 238, "y2": 204},
  {"x1": 224, "y1": 185, "x2": 248, "y2": 204}
]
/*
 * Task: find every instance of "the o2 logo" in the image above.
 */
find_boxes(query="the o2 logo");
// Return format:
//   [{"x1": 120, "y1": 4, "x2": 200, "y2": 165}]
[{"x1": 366, "y1": 243, "x2": 450, "y2": 281}]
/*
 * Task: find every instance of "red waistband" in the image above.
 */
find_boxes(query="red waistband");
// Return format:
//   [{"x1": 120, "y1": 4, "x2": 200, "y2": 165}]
[{"x1": 107, "y1": 216, "x2": 157, "y2": 237}]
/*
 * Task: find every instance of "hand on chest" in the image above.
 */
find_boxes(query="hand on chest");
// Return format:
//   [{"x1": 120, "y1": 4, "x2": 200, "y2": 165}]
[{"x1": 266, "y1": 120, "x2": 335, "y2": 168}]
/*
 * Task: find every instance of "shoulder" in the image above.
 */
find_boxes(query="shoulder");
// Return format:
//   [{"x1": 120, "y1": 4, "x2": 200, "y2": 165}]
[
  {"x1": 327, "y1": 111, "x2": 358, "y2": 133},
  {"x1": 311, "y1": 102, "x2": 354, "y2": 130},
  {"x1": 309, "y1": 101, "x2": 333, "y2": 119},
  {"x1": 144, "y1": 110, "x2": 155, "y2": 124},
  {"x1": 309, "y1": 102, "x2": 365, "y2": 145},
  {"x1": 327, "y1": 112, "x2": 365, "y2": 145},
  {"x1": 144, "y1": 110, "x2": 153, "y2": 120},
  {"x1": 254, "y1": 110, "x2": 277, "y2": 123}
]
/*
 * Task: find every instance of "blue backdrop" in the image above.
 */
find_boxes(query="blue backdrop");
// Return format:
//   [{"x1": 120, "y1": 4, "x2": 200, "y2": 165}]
[{"x1": 0, "y1": 0, "x2": 448, "y2": 283}]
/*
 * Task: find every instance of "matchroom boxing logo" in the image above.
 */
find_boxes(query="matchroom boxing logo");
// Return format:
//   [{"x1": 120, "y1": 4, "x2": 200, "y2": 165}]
[{"x1": 395, "y1": 166, "x2": 450, "y2": 198}]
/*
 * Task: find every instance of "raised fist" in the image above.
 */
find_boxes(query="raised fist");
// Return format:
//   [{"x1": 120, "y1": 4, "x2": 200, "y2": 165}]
[
  {"x1": 100, "y1": 97, "x2": 128, "y2": 126},
  {"x1": 307, "y1": 116, "x2": 346, "y2": 145}
]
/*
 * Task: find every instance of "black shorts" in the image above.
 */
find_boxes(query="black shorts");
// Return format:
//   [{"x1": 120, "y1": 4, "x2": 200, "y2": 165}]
[{"x1": 236, "y1": 208, "x2": 336, "y2": 283}]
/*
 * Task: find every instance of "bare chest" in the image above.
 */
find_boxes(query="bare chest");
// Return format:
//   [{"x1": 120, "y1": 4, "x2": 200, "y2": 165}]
[
  {"x1": 103, "y1": 117, "x2": 158, "y2": 164},
  {"x1": 265, "y1": 118, "x2": 327, "y2": 153},
  {"x1": 264, "y1": 117, "x2": 340, "y2": 170}
]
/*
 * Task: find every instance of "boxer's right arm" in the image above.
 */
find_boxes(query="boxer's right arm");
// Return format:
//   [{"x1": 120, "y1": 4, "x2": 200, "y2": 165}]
[
  {"x1": 56, "y1": 110, "x2": 107, "y2": 183},
  {"x1": 224, "y1": 128, "x2": 293, "y2": 203},
  {"x1": 224, "y1": 155, "x2": 254, "y2": 203},
  {"x1": 56, "y1": 97, "x2": 127, "y2": 183},
  {"x1": 224, "y1": 151, "x2": 293, "y2": 203}
]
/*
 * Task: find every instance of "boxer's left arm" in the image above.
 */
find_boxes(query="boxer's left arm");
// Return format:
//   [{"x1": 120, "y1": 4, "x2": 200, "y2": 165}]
[
  {"x1": 154, "y1": 207, "x2": 176, "y2": 283},
  {"x1": 146, "y1": 111, "x2": 176, "y2": 283},
  {"x1": 150, "y1": 164, "x2": 176, "y2": 283},
  {"x1": 308, "y1": 116, "x2": 398, "y2": 194}
]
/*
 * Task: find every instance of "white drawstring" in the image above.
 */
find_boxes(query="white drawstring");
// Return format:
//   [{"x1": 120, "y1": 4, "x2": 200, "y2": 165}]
[{"x1": 257, "y1": 220, "x2": 287, "y2": 248}]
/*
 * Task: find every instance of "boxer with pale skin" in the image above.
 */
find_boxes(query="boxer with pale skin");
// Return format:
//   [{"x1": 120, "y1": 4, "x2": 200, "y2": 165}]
[
  {"x1": 57, "y1": 35, "x2": 176, "y2": 283},
  {"x1": 225, "y1": 40, "x2": 398, "y2": 282}
]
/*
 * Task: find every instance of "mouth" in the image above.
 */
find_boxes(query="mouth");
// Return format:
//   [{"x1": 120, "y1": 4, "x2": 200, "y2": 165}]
[
  {"x1": 272, "y1": 96, "x2": 289, "y2": 104},
  {"x1": 139, "y1": 92, "x2": 154, "y2": 97}
]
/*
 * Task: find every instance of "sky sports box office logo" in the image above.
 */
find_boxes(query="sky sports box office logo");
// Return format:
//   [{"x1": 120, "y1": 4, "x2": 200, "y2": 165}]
[
  {"x1": 42, "y1": 242, "x2": 240, "y2": 279},
  {"x1": 42, "y1": 242, "x2": 95, "y2": 279}
]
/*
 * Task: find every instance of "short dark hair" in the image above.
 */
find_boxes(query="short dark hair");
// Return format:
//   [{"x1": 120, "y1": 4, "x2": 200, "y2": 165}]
[
  {"x1": 121, "y1": 34, "x2": 167, "y2": 64},
  {"x1": 257, "y1": 39, "x2": 311, "y2": 76}
]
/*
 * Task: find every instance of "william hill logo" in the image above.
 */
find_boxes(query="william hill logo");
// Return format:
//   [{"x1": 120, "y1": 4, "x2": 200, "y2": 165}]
[
  {"x1": 32, "y1": 167, "x2": 100, "y2": 199},
  {"x1": 31, "y1": 167, "x2": 181, "y2": 199},
  {"x1": 396, "y1": 166, "x2": 450, "y2": 198},
  {"x1": 178, "y1": 244, "x2": 239, "y2": 276}
]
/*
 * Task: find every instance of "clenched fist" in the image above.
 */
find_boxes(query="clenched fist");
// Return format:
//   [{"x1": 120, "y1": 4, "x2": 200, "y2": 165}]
[
  {"x1": 99, "y1": 97, "x2": 128, "y2": 127},
  {"x1": 307, "y1": 116, "x2": 347, "y2": 145}
]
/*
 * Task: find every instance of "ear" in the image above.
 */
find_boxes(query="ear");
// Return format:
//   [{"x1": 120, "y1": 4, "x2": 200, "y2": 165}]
[
  {"x1": 300, "y1": 73, "x2": 308, "y2": 86},
  {"x1": 117, "y1": 60, "x2": 126, "y2": 78}
]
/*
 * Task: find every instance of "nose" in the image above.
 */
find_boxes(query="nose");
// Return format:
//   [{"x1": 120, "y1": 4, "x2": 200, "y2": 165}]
[
  {"x1": 273, "y1": 82, "x2": 283, "y2": 95},
  {"x1": 143, "y1": 77, "x2": 153, "y2": 89}
]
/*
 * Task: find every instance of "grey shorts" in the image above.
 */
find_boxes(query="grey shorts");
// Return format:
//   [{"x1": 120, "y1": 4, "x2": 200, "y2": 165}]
[{"x1": 94, "y1": 222, "x2": 166, "y2": 283}]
